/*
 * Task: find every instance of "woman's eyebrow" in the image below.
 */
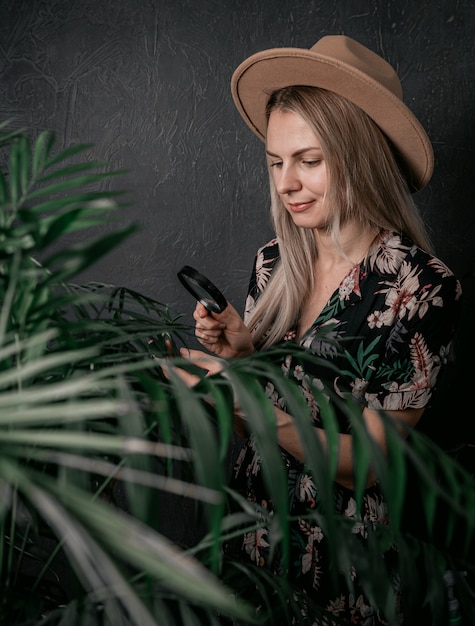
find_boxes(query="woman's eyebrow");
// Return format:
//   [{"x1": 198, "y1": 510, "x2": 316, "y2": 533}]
[{"x1": 265, "y1": 146, "x2": 323, "y2": 158}]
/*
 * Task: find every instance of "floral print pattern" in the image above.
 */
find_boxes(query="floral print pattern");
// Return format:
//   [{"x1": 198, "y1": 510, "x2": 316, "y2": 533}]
[{"x1": 230, "y1": 231, "x2": 461, "y2": 625}]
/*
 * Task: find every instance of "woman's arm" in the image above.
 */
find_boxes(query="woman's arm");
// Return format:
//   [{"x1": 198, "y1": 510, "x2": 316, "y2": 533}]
[
  {"x1": 165, "y1": 346, "x2": 424, "y2": 491},
  {"x1": 271, "y1": 405, "x2": 424, "y2": 490}
]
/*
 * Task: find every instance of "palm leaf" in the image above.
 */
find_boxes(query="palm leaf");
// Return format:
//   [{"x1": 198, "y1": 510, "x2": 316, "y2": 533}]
[{"x1": 1, "y1": 460, "x2": 253, "y2": 625}]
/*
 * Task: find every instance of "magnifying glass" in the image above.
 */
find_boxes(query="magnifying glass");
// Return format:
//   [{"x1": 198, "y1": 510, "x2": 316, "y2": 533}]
[{"x1": 177, "y1": 265, "x2": 228, "y2": 314}]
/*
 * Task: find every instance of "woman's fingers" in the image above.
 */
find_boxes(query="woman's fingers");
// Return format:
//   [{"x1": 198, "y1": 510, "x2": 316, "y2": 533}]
[
  {"x1": 194, "y1": 324, "x2": 224, "y2": 335},
  {"x1": 193, "y1": 309, "x2": 225, "y2": 330},
  {"x1": 195, "y1": 329, "x2": 223, "y2": 344},
  {"x1": 180, "y1": 348, "x2": 224, "y2": 376},
  {"x1": 195, "y1": 302, "x2": 209, "y2": 319},
  {"x1": 193, "y1": 307, "x2": 226, "y2": 346},
  {"x1": 170, "y1": 366, "x2": 200, "y2": 387},
  {"x1": 160, "y1": 349, "x2": 213, "y2": 388}
]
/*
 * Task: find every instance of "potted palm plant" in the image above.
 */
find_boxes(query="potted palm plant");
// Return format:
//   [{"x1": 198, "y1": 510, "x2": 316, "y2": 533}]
[{"x1": 0, "y1": 121, "x2": 473, "y2": 625}]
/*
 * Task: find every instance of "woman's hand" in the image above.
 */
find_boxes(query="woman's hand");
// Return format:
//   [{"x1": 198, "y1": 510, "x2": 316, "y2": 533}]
[
  {"x1": 163, "y1": 347, "x2": 250, "y2": 439},
  {"x1": 163, "y1": 348, "x2": 225, "y2": 388},
  {"x1": 193, "y1": 301, "x2": 254, "y2": 359}
]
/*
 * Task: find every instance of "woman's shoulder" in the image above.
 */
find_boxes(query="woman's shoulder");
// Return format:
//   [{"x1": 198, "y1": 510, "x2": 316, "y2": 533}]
[
  {"x1": 369, "y1": 230, "x2": 462, "y2": 304},
  {"x1": 372, "y1": 231, "x2": 459, "y2": 280}
]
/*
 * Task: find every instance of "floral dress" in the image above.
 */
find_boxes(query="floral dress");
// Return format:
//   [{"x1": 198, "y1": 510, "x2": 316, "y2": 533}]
[{"x1": 229, "y1": 230, "x2": 462, "y2": 624}]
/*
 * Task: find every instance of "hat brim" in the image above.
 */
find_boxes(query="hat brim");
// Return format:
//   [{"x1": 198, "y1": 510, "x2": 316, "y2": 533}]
[{"x1": 231, "y1": 48, "x2": 433, "y2": 191}]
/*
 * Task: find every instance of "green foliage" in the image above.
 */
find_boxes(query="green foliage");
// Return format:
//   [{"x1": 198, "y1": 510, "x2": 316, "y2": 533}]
[
  {"x1": 0, "y1": 123, "x2": 474, "y2": 626},
  {"x1": 0, "y1": 124, "x2": 252, "y2": 625}
]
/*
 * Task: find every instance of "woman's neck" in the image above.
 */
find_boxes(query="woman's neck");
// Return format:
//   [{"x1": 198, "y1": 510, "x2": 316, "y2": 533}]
[{"x1": 313, "y1": 223, "x2": 379, "y2": 268}]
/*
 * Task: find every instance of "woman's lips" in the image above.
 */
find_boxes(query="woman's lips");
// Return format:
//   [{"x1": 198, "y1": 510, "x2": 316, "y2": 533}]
[{"x1": 288, "y1": 201, "x2": 314, "y2": 212}]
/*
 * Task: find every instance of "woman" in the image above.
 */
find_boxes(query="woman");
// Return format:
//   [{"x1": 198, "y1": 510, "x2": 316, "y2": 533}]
[{"x1": 176, "y1": 36, "x2": 462, "y2": 624}]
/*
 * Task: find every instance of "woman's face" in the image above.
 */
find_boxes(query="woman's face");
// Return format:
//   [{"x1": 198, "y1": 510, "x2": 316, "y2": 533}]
[{"x1": 266, "y1": 109, "x2": 329, "y2": 230}]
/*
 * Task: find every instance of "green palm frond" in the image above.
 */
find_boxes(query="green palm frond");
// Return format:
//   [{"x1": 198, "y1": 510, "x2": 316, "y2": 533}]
[{"x1": 0, "y1": 124, "x2": 254, "y2": 625}]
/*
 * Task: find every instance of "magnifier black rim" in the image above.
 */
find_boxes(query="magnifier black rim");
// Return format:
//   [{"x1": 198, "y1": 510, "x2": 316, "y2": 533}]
[{"x1": 177, "y1": 265, "x2": 228, "y2": 313}]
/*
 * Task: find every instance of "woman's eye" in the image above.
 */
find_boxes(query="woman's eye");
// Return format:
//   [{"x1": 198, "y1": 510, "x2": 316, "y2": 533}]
[
  {"x1": 269, "y1": 161, "x2": 282, "y2": 168},
  {"x1": 303, "y1": 160, "x2": 321, "y2": 167}
]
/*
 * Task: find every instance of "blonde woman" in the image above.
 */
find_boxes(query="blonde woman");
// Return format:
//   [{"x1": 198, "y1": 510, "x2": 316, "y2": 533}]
[{"x1": 177, "y1": 36, "x2": 462, "y2": 624}]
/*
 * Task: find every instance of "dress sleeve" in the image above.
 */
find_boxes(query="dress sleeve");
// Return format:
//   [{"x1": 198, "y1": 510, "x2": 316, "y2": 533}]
[
  {"x1": 243, "y1": 239, "x2": 280, "y2": 324},
  {"x1": 364, "y1": 257, "x2": 462, "y2": 411},
  {"x1": 243, "y1": 258, "x2": 258, "y2": 324}
]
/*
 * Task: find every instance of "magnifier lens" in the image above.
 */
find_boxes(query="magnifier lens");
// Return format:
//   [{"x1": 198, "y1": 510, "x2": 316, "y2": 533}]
[
  {"x1": 177, "y1": 266, "x2": 227, "y2": 314},
  {"x1": 181, "y1": 275, "x2": 221, "y2": 312}
]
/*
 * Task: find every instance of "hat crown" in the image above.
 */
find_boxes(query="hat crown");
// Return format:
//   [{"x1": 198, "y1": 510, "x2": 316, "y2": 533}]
[{"x1": 311, "y1": 35, "x2": 403, "y2": 100}]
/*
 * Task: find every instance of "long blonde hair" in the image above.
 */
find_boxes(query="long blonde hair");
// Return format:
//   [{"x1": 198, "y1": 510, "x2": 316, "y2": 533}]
[{"x1": 246, "y1": 86, "x2": 433, "y2": 349}]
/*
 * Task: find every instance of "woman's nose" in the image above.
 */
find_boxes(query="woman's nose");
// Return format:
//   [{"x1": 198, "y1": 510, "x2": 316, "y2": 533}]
[{"x1": 275, "y1": 165, "x2": 301, "y2": 195}]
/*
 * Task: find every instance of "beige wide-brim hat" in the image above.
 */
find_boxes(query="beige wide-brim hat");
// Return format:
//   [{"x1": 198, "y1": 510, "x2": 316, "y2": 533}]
[{"x1": 231, "y1": 35, "x2": 434, "y2": 191}]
